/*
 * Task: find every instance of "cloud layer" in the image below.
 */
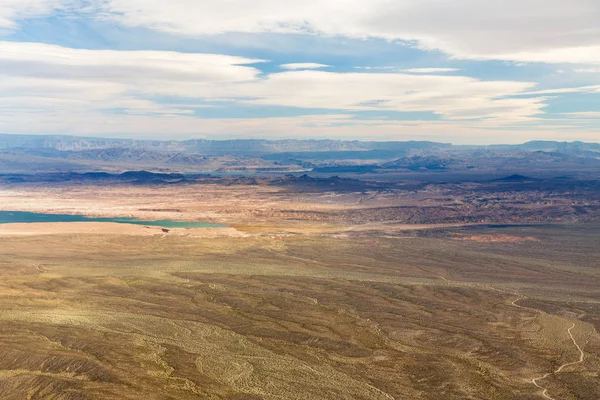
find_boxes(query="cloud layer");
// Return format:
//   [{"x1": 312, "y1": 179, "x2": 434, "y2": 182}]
[
  {"x1": 0, "y1": 42, "x2": 549, "y2": 123},
  {"x1": 1, "y1": 2, "x2": 600, "y2": 142},
  {"x1": 0, "y1": 0, "x2": 63, "y2": 29},
  {"x1": 5, "y1": 0, "x2": 600, "y2": 64}
]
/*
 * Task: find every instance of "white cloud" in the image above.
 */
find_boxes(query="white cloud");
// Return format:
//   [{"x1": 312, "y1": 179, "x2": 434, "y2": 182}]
[
  {"x1": 2, "y1": 1, "x2": 600, "y2": 65},
  {"x1": 55, "y1": 0, "x2": 600, "y2": 65},
  {"x1": 519, "y1": 85, "x2": 600, "y2": 96},
  {"x1": 0, "y1": 0, "x2": 66, "y2": 29},
  {"x1": 562, "y1": 112, "x2": 600, "y2": 118},
  {"x1": 0, "y1": 41, "x2": 583, "y2": 141},
  {"x1": 400, "y1": 68, "x2": 460, "y2": 73},
  {"x1": 354, "y1": 67, "x2": 397, "y2": 70},
  {"x1": 0, "y1": 41, "x2": 264, "y2": 82},
  {"x1": 353, "y1": 67, "x2": 460, "y2": 73},
  {"x1": 0, "y1": 42, "x2": 549, "y2": 123},
  {"x1": 279, "y1": 63, "x2": 330, "y2": 70},
  {"x1": 3, "y1": 2, "x2": 600, "y2": 64},
  {"x1": 0, "y1": 41, "x2": 266, "y2": 115},
  {"x1": 233, "y1": 70, "x2": 544, "y2": 123},
  {"x1": 0, "y1": 4, "x2": 598, "y2": 142}
]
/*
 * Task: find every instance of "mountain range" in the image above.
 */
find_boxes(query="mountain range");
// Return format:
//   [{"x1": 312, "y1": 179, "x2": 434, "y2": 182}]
[{"x1": 0, "y1": 134, "x2": 599, "y2": 176}]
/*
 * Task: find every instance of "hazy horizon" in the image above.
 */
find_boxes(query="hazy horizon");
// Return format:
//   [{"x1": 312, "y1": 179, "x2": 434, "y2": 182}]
[{"x1": 2, "y1": 132, "x2": 600, "y2": 147}]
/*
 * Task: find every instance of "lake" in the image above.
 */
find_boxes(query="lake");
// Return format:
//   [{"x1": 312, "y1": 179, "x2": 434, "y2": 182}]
[{"x1": 0, "y1": 211, "x2": 224, "y2": 228}]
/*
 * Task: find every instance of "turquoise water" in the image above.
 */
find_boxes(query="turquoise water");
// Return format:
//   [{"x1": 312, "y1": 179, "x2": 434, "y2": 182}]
[{"x1": 0, "y1": 211, "x2": 224, "y2": 228}]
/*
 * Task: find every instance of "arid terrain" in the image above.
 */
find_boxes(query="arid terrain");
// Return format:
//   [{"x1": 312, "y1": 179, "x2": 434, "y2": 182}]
[
  {"x1": 0, "y1": 178, "x2": 599, "y2": 400},
  {"x1": 3, "y1": 0, "x2": 600, "y2": 393}
]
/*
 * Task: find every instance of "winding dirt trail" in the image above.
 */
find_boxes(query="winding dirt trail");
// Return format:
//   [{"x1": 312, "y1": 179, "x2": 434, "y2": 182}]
[{"x1": 512, "y1": 298, "x2": 586, "y2": 400}]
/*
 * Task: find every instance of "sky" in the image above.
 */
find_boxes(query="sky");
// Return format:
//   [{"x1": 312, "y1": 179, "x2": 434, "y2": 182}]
[{"x1": 1, "y1": 1, "x2": 600, "y2": 144}]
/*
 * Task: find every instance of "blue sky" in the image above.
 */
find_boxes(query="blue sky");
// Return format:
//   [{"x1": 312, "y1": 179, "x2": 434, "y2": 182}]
[{"x1": 1, "y1": 1, "x2": 600, "y2": 143}]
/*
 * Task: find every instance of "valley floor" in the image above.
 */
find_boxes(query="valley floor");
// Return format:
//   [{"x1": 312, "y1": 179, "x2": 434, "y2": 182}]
[{"x1": 0, "y1": 183, "x2": 599, "y2": 399}]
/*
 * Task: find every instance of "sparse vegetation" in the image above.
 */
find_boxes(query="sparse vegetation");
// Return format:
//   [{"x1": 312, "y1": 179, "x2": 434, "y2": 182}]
[{"x1": 0, "y1": 178, "x2": 598, "y2": 399}]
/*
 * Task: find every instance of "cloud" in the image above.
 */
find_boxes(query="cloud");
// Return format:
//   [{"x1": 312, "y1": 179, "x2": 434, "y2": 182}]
[
  {"x1": 519, "y1": 85, "x2": 600, "y2": 95},
  {"x1": 354, "y1": 67, "x2": 397, "y2": 70},
  {"x1": 353, "y1": 67, "x2": 460, "y2": 73},
  {"x1": 4, "y1": 41, "x2": 593, "y2": 143},
  {"x1": 400, "y1": 68, "x2": 460, "y2": 73},
  {"x1": 234, "y1": 70, "x2": 545, "y2": 123},
  {"x1": 279, "y1": 63, "x2": 330, "y2": 70},
  {"x1": 0, "y1": 41, "x2": 266, "y2": 116},
  {"x1": 0, "y1": 42, "x2": 549, "y2": 124},
  {"x1": 17, "y1": 0, "x2": 588, "y2": 65},
  {"x1": 562, "y1": 111, "x2": 600, "y2": 118},
  {"x1": 0, "y1": 41, "x2": 264, "y2": 81},
  {"x1": 3, "y1": 2, "x2": 600, "y2": 64},
  {"x1": 0, "y1": 0, "x2": 66, "y2": 29},
  {"x1": 0, "y1": 3, "x2": 598, "y2": 142}
]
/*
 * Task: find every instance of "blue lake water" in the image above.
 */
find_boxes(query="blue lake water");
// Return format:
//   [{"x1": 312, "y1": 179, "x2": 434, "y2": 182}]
[{"x1": 0, "y1": 211, "x2": 224, "y2": 228}]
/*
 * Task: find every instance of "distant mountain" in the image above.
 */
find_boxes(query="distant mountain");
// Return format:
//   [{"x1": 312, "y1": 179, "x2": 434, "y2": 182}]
[
  {"x1": 0, "y1": 171, "x2": 188, "y2": 185},
  {"x1": 1, "y1": 134, "x2": 600, "y2": 175},
  {"x1": 519, "y1": 140, "x2": 600, "y2": 151},
  {"x1": 181, "y1": 139, "x2": 450, "y2": 155},
  {"x1": 0, "y1": 171, "x2": 380, "y2": 191},
  {"x1": 0, "y1": 134, "x2": 171, "y2": 151},
  {"x1": 491, "y1": 174, "x2": 540, "y2": 182},
  {"x1": 311, "y1": 165, "x2": 380, "y2": 173},
  {"x1": 382, "y1": 151, "x2": 600, "y2": 172},
  {"x1": 487, "y1": 141, "x2": 600, "y2": 156},
  {"x1": 2, "y1": 134, "x2": 599, "y2": 155},
  {"x1": 382, "y1": 155, "x2": 455, "y2": 171},
  {"x1": 0, "y1": 146, "x2": 208, "y2": 168},
  {"x1": 263, "y1": 150, "x2": 409, "y2": 162},
  {"x1": 118, "y1": 171, "x2": 185, "y2": 181},
  {"x1": 269, "y1": 174, "x2": 373, "y2": 192},
  {"x1": 0, "y1": 134, "x2": 450, "y2": 155},
  {"x1": 66, "y1": 148, "x2": 207, "y2": 165}
]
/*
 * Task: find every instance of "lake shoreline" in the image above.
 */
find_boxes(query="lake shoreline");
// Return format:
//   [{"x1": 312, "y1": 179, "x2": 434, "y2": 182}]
[{"x1": 0, "y1": 210, "x2": 224, "y2": 229}]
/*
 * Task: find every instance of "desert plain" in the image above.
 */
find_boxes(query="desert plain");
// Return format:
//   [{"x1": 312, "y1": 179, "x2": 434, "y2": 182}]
[{"x1": 0, "y1": 179, "x2": 599, "y2": 400}]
